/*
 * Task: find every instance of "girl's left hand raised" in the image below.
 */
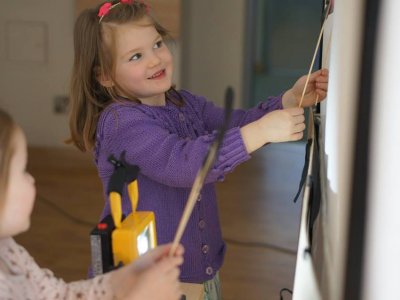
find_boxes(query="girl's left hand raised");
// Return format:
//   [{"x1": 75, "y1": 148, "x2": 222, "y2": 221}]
[{"x1": 282, "y1": 69, "x2": 329, "y2": 108}]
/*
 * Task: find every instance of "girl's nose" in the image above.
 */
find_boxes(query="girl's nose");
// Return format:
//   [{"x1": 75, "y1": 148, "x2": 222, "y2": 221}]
[{"x1": 148, "y1": 53, "x2": 161, "y2": 68}]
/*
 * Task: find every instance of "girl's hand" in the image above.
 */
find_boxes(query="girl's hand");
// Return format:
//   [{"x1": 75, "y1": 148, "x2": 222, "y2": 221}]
[
  {"x1": 110, "y1": 243, "x2": 184, "y2": 300},
  {"x1": 258, "y1": 108, "x2": 306, "y2": 143},
  {"x1": 241, "y1": 107, "x2": 306, "y2": 154},
  {"x1": 282, "y1": 69, "x2": 329, "y2": 108}
]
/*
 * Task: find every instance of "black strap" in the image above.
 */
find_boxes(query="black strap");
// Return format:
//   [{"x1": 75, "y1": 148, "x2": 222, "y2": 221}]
[
  {"x1": 293, "y1": 138, "x2": 312, "y2": 203},
  {"x1": 107, "y1": 151, "x2": 140, "y2": 195}
]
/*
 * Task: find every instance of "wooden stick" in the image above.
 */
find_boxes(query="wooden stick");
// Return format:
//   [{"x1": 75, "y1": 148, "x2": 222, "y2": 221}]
[
  {"x1": 169, "y1": 144, "x2": 218, "y2": 256},
  {"x1": 298, "y1": 1, "x2": 332, "y2": 108},
  {"x1": 169, "y1": 88, "x2": 233, "y2": 256}
]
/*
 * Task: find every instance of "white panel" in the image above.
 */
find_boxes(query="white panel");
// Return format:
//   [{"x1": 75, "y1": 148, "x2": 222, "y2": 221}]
[
  {"x1": 363, "y1": 0, "x2": 400, "y2": 299},
  {"x1": 294, "y1": 0, "x2": 366, "y2": 298},
  {"x1": 320, "y1": 0, "x2": 364, "y2": 298}
]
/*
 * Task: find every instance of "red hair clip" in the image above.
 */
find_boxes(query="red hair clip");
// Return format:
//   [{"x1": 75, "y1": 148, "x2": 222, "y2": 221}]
[
  {"x1": 98, "y1": 0, "x2": 150, "y2": 23},
  {"x1": 98, "y1": 2, "x2": 113, "y2": 19}
]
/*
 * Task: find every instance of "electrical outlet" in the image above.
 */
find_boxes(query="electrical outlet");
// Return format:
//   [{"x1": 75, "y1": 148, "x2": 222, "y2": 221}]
[{"x1": 53, "y1": 96, "x2": 69, "y2": 114}]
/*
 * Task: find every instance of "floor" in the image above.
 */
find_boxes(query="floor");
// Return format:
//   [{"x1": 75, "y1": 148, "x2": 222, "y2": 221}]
[{"x1": 16, "y1": 141, "x2": 305, "y2": 300}]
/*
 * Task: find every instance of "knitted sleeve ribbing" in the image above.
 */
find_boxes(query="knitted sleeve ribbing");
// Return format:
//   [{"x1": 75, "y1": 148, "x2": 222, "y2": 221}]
[{"x1": 99, "y1": 107, "x2": 251, "y2": 188}]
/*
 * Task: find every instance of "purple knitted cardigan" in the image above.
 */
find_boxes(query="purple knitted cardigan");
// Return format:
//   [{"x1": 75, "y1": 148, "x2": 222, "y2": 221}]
[{"x1": 94, "y1": 89, "x2": 283, "y2": 283}]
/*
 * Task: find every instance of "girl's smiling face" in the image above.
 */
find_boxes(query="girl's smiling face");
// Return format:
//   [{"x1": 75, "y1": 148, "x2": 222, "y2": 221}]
[{"x1": 103, "y1": 17, "x2": 173, "y2": 106}]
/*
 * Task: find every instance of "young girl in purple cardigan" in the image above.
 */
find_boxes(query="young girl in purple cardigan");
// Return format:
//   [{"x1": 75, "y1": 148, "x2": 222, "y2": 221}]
[{"x1": 68, "y1": 1, "x2": 328, "y2": 298}]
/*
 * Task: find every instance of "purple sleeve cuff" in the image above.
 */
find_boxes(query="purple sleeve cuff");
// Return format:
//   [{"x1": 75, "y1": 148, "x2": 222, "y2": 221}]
[
  {"x1": 207, "y1": 127, "x2": 251, "y2": 182},
  {"x1": 259, "y1": 93, "x2": 284, "y2": 111}
]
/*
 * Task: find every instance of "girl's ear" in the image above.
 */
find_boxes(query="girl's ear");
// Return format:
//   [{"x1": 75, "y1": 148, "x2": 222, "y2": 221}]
[{"x1": 96, "y1": 67, "x2": 114, "y2": 88}]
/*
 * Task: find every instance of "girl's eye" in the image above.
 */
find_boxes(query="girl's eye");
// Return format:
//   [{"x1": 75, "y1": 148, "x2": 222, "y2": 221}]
[
  {"x1": 154, "y1": 40, "x2": 163, "y2": 49},
  {"x1": 129, "y1": 53, "x2": 142, "y2": 61}
]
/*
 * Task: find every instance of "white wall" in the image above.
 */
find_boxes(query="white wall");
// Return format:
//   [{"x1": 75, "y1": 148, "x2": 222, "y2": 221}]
[
  {"x1": 181, "y1": 0, "x2": 246, "y2": 108},
  {"x1": 0, "y1": 0, "x2": 74, "y2": 147}
]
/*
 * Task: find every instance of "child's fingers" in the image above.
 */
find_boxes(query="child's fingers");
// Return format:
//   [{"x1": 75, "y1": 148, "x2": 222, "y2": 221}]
[
  {"x1": 293, "y1": 114, "x2": 305, "y2": 125},
  {"x1": 291, "y1": 132, "x2": 304, "y2": 141},
  {"x1": 173, "y1": 255, "x2": 184, "y2": 267},
  {"x1": 316, "y1": 82, "x2": 328, "y2": 90},
  {"x1": 316, "y1": 75, "x2": 329, "y2": 83},
  {"x1": 167, "y1": 255, "x2": 184, "y2": 269},
  {"x1": 143, "y1": 243, "x2": 183, "y2": 263},
  {"x1": 294, "y1": 122, "x2": 306, "y2": 133},
  {"x1": 311, "y1": 69, "x2": 329, "y2": 84},
  {"x1": 316, "y1": 89, "x2": 328, "y2": 99},
  {"x1": 148, "y1": 259, "x2": 181, "y2": 281},
  {"x1": 139, "y1": 245, "x2": 170, "y2": 263},
  {"x1": 165, "y1": 265, "x2": 180, "y2": 280},
  {"x1": 155, "y1": 264, "x2": 180, "y2": 282},
  {"x1": 316, "y1": 68, "x2": 329, "y2": 77},
  {"x1": 286, "y1": 107, "x2": 304, "y2": 116},
  {"x1": 309, "y1": 69, "x2": 323, "y2": 81},
  {"x1": 155, "y1": 256, "x2": 184, "y2": 274},
  {"x1": 158, "y1": 243, "x2": 185, "y2": 258},
  {"x1": 171, "y1": 244, "x2": 185, "y2": 257},
  {"x1": 143, "y1": 263, "x2": 181, "y2": 299},
  {"x1": 321, "y1": 68, "x2": 329, "y2": 76},
  {"x1": 131, "y1": 244, "x2": 182, "y2": 273}
]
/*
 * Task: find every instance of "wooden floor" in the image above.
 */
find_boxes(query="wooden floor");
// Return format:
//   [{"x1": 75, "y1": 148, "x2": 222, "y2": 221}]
[{"x1": 16, "y1": 142, "x2": 305, "y2": 300}]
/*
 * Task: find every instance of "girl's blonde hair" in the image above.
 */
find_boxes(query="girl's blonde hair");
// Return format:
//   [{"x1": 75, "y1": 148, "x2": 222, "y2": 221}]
[
  {"x1": 0, "y1": 109, "x2": 17, "y2": 206},
  {"x1": 69, "y1": 1, "x2": 183, "y2": 152}
]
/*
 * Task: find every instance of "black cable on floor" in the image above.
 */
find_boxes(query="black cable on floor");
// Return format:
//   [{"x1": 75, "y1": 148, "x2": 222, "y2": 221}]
[
  {"x1": 279, "y1": 288, "x2": 293, "y2": 300},
  {"x1": 36, "y1": 195, "x2": 95, "y2": 227}
]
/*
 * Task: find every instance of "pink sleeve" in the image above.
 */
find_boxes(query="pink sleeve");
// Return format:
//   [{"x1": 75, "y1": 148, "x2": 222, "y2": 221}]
[{"x1": 0, "y1": 238, "x2": 115, "y2": 300}]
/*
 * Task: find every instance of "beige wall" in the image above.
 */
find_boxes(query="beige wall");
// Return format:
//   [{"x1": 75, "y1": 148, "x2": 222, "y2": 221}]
[
  {"x1": 0, "y1": 1, "x2": 74, "y2": 147},
  {"x1": 0, "y1": 1, "x2": 182, "y2": 147},
  {"x1": 182, "y1": 0, "x2": 246, "y2": 108},
  {"x1": 76, "y1": 0, "x2": 181, "y2": 38},
  {"x1": 0, "y1": 0, "x2": 244, "y2": 146}
]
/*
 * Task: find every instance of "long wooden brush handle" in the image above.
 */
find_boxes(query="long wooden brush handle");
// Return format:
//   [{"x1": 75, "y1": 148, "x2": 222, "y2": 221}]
[
  {"x1": 169, "y1": 145, "x2": 218, "y2": 256},
  {"x1": 299, "y1": 1, "x2": 332, "y2": 108},
  {"x1": 169, "y1": 88, "x2": 234, "y2": 256}
]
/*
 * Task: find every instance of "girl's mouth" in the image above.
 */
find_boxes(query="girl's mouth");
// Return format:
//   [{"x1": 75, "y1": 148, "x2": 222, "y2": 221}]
[{"x1": 148, "y1": 69, "x2": 166, "y2": 79}]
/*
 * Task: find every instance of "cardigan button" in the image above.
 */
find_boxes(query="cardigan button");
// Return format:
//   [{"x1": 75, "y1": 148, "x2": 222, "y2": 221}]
[
  {"x1": 206, "y1": 266, "x2": 213, "y2": 275},
  {"x1": 179, "y1": 113, "x2": 185, "y2": 121},
  {"x1": 224, "y1": 166, "x2": 231, "y2": 172},
  {"x1": 202, "y1": 244, "x2": 209, "y2": 254},
  {"x1": 198, "y1": 219, "x2": 206, "y2": 229},
  {"x1": 197, "y1": 194, "x2": 202, "y2": 202}
]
